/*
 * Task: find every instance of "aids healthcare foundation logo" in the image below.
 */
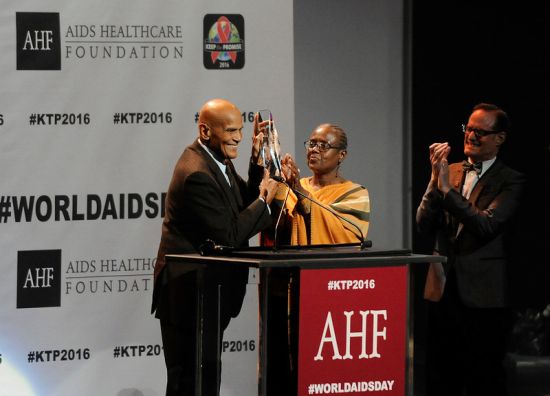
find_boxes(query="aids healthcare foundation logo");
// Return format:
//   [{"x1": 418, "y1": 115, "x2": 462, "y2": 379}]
[
  {"x1": 16, "y1": 12, "x2": 61, "y2": 70},
  {"x1": 16, "y1": 12, "x2": 182, "y2": 65},
  {"x1": 203, "y1": 14, "x2": 244, "y2": 69},
  {"x1": 17, "y1": 250, "x2": 62, "y2": 308}
]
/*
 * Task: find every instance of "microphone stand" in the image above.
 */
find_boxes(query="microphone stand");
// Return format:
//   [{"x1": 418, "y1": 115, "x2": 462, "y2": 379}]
[
  {"x1": 272, "y1": 176, "x2": 372, "y2": 250},
  {"x1": 272, "y1": 185, "x2": 290, "y2": 251}
]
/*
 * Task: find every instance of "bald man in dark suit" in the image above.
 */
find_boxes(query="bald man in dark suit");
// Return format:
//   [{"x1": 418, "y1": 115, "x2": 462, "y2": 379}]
[{"x1": 153, "y1": 98, "x2": 278, "y2": 395}]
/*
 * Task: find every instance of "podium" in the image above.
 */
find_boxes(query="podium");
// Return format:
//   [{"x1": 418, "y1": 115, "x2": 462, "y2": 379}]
[{"x1": 164, "y1": 246, "x2": 443, "y2": 396}]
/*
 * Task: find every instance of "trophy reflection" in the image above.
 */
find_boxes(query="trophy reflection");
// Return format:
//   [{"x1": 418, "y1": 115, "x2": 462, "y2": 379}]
[{"x1": 258, "y1": 109, "x2": 282, "y2": 178}]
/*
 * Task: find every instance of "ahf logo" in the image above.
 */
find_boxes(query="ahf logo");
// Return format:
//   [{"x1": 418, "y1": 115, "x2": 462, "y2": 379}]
[
  {"x1": 203, "y1": 14, "x2": 244, "y2": 70},
  {"x1": 16, "y1": 12, "x2": 61, "y2": 70},
  {"x1": 17, "y1": 250, "x2": 61, "y2": 308}
]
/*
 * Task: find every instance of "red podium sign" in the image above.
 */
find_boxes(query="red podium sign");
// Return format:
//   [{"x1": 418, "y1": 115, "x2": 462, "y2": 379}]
[{"x1": 298, "y1": 265, "x2": 408, "y2": 395}]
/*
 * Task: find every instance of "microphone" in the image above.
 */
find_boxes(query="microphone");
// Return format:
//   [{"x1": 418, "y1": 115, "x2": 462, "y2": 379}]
[
  {"x1": 198, "y1": 239, "x2": 234, "y2": 256},
  {"x1": 272, "y1": 176, "x2": 372, "y2": 249}
]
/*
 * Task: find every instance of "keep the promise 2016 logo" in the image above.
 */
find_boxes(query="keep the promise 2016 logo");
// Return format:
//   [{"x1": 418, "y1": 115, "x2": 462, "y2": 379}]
[
  {"x1": 203, "y1": 14, "x2": 244, "y2": 70},
  {"x1": 16, "y1": 12, "x2": 61, "y2": 70}
]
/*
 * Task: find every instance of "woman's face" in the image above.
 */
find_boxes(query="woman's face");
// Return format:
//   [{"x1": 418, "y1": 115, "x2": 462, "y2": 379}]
[{"x1": 306, "y1": 125, "x2": 346, "y2": 176}]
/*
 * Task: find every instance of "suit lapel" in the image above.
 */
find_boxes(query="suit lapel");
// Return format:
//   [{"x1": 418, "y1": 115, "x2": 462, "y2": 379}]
[
  {"x1": 193, "y1": 141, "x2": 240, "y2": 215},
  {"x1": 450, "y1": 164, "x2": 464, "y2": 192},
  {"x1": 448, "y1": 164, "x2": 465, "y2": 236},
  {"x1": 468, "y1": 159, "x2": 501, "y2": 204}
]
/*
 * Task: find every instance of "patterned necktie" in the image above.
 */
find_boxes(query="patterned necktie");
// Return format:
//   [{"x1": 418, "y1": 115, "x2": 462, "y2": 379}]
[
  {"x1": 462, "y1": 160, "x2": 482, "y2": 175},
  {"x1": 224, "y1": 161, "x2": 242, "y2": 207},
  {"x1": 224, "y1": 161, "x2": 233, "y2": 187}
]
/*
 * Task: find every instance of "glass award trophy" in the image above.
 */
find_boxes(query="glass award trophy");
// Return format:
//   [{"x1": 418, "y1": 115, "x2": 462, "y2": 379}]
[{"x1": 258, "y1": 109, "x2": 282, "y2": 178}]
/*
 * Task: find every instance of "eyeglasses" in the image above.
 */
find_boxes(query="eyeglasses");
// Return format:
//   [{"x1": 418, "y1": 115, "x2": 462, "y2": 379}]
[
  {"x1": 462, "y1": 124, "x2": 500, "y2": 139},
  {"x1": 304, "y1": 139, "x2": 343, "y2": 152}
]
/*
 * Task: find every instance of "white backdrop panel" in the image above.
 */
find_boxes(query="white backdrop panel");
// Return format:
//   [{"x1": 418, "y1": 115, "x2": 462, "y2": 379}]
[{"x1": 0, "y1": 0, "x2": 294, "y2": 395}]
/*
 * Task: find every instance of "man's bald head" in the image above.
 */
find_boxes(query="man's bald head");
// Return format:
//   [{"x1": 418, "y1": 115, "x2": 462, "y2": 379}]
[
  {"x1": 198, "y1": 98, "x2": 241, "y2": 128},
  {"x1": 198, "y1": 99, "x2": 244, "y2": 160}
]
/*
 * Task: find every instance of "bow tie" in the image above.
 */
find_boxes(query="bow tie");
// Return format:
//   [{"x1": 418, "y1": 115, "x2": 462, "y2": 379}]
[{"x1": 462, "y1": 160, "x2": 482, "y2": 175}]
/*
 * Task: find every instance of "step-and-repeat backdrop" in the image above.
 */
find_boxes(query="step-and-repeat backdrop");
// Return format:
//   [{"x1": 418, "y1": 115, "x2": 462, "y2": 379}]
[{"x1": 0, "y1": 1, "x2": 294, "y2": 394}]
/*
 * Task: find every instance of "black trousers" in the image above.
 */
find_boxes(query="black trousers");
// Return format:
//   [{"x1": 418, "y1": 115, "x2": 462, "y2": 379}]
[
  {"x1": 158, "y1": 267, "x2": 248, "y2": 396},
  {"x1": 425, "y1": 270, "x2": 512, "y2": 396}
]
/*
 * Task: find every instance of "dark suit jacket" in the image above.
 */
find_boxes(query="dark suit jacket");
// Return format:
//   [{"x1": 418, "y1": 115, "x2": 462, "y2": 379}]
[
  {"x1": 416, "y1": 159, "x2": 525, "y2": 308},
  {"x1": 152, "y1": 140, "x2": 272, "y2": 317}
]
